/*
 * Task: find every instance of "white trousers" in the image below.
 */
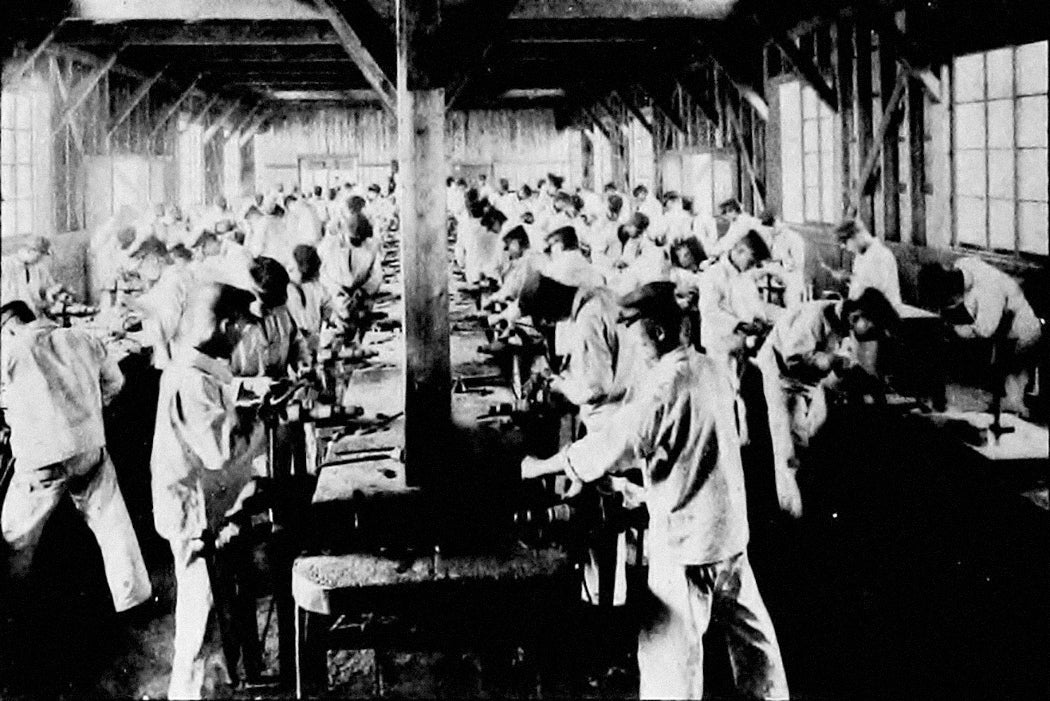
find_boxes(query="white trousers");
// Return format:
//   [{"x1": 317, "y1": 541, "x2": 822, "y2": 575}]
[
  {"x1": 167, "y1": 537, "x2": 231, "y2": 700},
  {"x1": 2, "y1": 448, "x2": 152, "y2": 613},
  {"x1": 639, "y1": 549, "x2": 789, "y2": 700}
]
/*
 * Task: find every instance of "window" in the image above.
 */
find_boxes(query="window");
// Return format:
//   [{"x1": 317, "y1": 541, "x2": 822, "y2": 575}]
[
  {"x1": 1, "y1": 90, "x2": 36, "y2": 239},
  {"x1": 952, "y1": 41, "x2": 1048, "y2": 255},
  {"x1": 779, "y1": 80, "x2": 841, "y2": 224}
]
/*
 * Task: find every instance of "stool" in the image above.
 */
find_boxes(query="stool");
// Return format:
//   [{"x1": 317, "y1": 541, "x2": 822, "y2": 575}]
[{"x1": 292, "y1": 546, "x2": 574, "y2": 697}]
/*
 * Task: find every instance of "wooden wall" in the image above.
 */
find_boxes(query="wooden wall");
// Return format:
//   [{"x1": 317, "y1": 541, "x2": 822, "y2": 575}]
[{"x1": 254, "y1": 106, "x2": 573, "y2": 192}]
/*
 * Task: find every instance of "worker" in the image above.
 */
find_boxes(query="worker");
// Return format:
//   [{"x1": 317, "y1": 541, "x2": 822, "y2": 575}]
[
  {"x1": 660, "y1": 191, "x2": 694, "y2": 244},
  {"x1": 696, "y1": 198, "x2": 764, "y2": 260},
  {"x1": 584, "y1": 194, "x2": 627, "y2": 272},
  {"x1": 320, "y1": 212, "x2": 383, "y2": 345},
  {"x1": 133, "y1": 243, "x2": 197, "y2": 369},
  {"x1": 454, "y1": 195, "x2": 502, "y2": 284},
  {"x1": 669, "y1": 237, "x2": 707, "y2": 349},
  {"x1": 756, "y1": 289, "x2": 900, "y2": 504},
  {"x1": 920, "y1": 257, "x2": 1042, "y2": 416},
  {"x1": 613, "y1": 214, "x2": 672, "y2": 297},
  {"x1": 631, "y1": 184, "x2": 663, "y2": 231},
  {"x1": 488, "y1": 225, "x2": 548, "y2": 306},
  {"x1": 1, "y1": 236, "x2": 62, "y2": 315},
  {"x1": 828, "y1": 219, "x2": 902, "y2": 309},
  {"x1": 245, "y1": 199, "x2": 293, "y2": 273},
  {"x1": 232, "y1": 257, "x2": 303, "y2": 379},
  {"x1": 545, "y1": 226, "x2": 606, "y2": 290},
  {"x1": 91, "y1": 225, "x2": 140, "y2": 307},
  {"x1": 521, "y1": 282, "x2": 789, "y2": 700},
  {"x1": 1, "y1": 300, "x2": 151, "y2": 613},
  {"x1": 286, "y1": 244, "x2": 332, "y2": 352},
  {"x1": 149, "y1": 283, "x2": 267, "y2": 699},
  {"x1": 286, "y1": 193, "x2": 323, "y2": 248},
  {"x1": 699, "y1": 230, "x2": 773, "y2": 358},
  {"x1": 519, "y1": 272, "x2": 636, "y2": 609},
  {"x1": 761, "y1": 210, "x2": 808, "y2": 309}
]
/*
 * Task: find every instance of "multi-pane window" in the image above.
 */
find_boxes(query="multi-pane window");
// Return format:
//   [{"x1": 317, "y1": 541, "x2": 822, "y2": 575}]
[
  {"x1": 953, "y1": 40, "x2": 1048, "y2": 255},
  {"x1": 779, "y1": 80, "x2": 841, "y2": 224},
  {"x1": 1, "y1": 90, "x2": 36, "y2": 238}
]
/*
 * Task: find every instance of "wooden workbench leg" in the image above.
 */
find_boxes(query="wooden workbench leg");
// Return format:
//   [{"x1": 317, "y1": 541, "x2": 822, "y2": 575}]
[{"x1": 295, "y1": 607, "x2": 328, "y2": 698}]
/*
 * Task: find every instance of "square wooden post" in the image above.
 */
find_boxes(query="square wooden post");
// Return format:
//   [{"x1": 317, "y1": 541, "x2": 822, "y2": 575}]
[{"x1": 397, "y1": 0, "x2": 449, "y2": 488}]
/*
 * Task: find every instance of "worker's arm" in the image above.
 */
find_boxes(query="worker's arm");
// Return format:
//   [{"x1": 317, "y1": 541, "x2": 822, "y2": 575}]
[
  {"x1": 952, "y1": 286, "x2": 1004, "y2": 340},
  {"x1": 523, "y1": 388, "x2": 664, "y2": 483},
  {"x1": 555, "y1": 311, "x2": 616, "y2": 407},
  {"x1": 94, "y1": 337, "x2": 125, "y2": 405},
  {"x1": 698, "y1": 266, "x2": 750, "y2": 345}
]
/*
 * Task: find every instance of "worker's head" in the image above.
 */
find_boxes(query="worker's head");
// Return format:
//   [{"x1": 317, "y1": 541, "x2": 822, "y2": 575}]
[
  {"x1": 618, "y1": 281, "x2": 683, "y2": 359},
  {"x1": 292, "y1": 244, "x2": 322, "y2": 284},
  {"x1": 603, "y1": 182, "x2": 617, "y2": 194},
  {"x1": 729, "y1": 230, "x2": 771, "y2": 273},
  {"x1": 671, "y1": 237, "x2": 706, "y2": 272},
  {"x1": 623, "y1": 212, "x2": 649, "y2": 239},
  {"x1": 481, "y1": 207, "x2": 508, "y2": 234},
  {"x1": 718, "y1": 198, "x2": 743, "y2": 221},
  {"x1": 841, "y1": 288, "x2": 900, "y2": 341},
  {"x1": 499, "y1": 178, "x2": 510, "y2": 193},
  {"x1": 545, "y1": 225, "x2": 579, "y2": 259},
  {"x1": 632, "y1": 184, "x2": 649, "y2": 204},
  {"x1": 1, "y1": 301, "x2": 36, "y2": 336},
  {"x1": 518, "y1": 184, "x2": 533, "y2": 201},
  {"x1": 249, "y1": 256, "x2": 290, "y2": 310},
  {"x1": 503, "y1": 225, "x2": 530, "y2": 260},
  {"x1": 348, "y1": 212, "x2": 374, "y2": 246},
  {"x1": 918, "y1": 262, "x2": 966, "y2": 312},
  {"x1": 552, "y1": 191, "x2": 572, "y2": 214},
  {"x1": 170, "y1": 244, "x2": 193, "y2": 265},
  {"x1": 194, "y1": 231, "x2": 222, "y2": 258},
  {"x1": 18, "y1": 236, "x2": 52, "y2": 264},
  {"x1": 519, "y1": 273, "x2": 577, "y2": 324},
  {"x1": 548, "y1": 175, "x2": 564, "y2": 193},
  {"x1": 663, "y1": 191, "x2": 683, "y2": 213},
  {"x1": 367, "y1": 183, "x2": 381, "y2": 200},
  {"x1": 116, "y1": 226, "x2": 137, "y2": 250},
  {"x1": 217, "y1": 195, "x2": 229, "y2": 210},
  {"x1": 349, "y1": 195, "x2": 367, "y2": 214},
  {"x1": 185, "y1": 283, "x2": 259, "y2": 359},
  {"x1": 607, "y1": 194, "x2": 624, "y2": 218},
  {"x1": 521, "y1": 210, "x2": 535, "y2": 225},
  {"x1": 835, "y1": 218, "x2": 874, "y2": 254}
]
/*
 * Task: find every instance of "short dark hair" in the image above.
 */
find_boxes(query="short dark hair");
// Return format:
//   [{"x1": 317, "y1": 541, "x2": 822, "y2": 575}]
[
  {"x1": 1, "y1": 300, "x2": 36, "y2": 324},
  {"x1": 481, "y1": 207, "x2": 508, "y2": 231},
  {"x1": 834, "y1": 219, "x2": 863, "y2": 240},
  {"x1": 293, "y1": 245, "x2": 322, "y2": 283},
  {"x1": 671, "y1": 237, "x2": 706, "y2": 268},
  {"x1": 313, "y1": 186, "x2": 323, "y2": 197},
  {"x1": 368, "y1": 183, "x2": 381, "y2": 193},
  {"x1": 250, "y1": 256, "x2": 290, "y2": 309},
  {"x1": 607, "y1": 194, "x2": 623, "y2": 214},
  {"x1": 918, "y1": 262, "x2": 965, "y2": 309},
  {"x1": 631, "y1": 212, "x2": 650, "y2": 232},
  {"x1": 738, "y1": 230, "x2": 772, "y2": 262},
  {"x1": 759, "y1": 208, "x2": 778, "y2": 227},
  {"x1": 663, "y1": 190, "x2": 681, "y2": 204},
  {"x1": 842, "y1": 288, "x2": 900, "y2": 335},
  {"x1": 170, "y1": 243, "x2": 193, "y2": 262},
  {"x1": 519, "y1": 273, "x2": 577, "y2": 323},
  {"x1": 603, "y1": 182, "x2": 617, "y2": 192},
  {"x1": 212, "y1": 284, "x2": 259, "y2": 326},
  {"x1": 547, "y1": 225, "x2": 579, "y2": 251},
  {"x1": 632, "y1": 184, "x2": 648, "y2": 197},
  {"x1": 718, "y1": 198, "x2": 742, "y2": 214},
  {"x1": 349, "y1": 195, "x2": 366, "y2": 213},
  {"x1": 503, "y1": 225, "x2": 530, "y2": 249},
  {"x1": 619, "y1": 281, "x2": 682, "y2": 350}
]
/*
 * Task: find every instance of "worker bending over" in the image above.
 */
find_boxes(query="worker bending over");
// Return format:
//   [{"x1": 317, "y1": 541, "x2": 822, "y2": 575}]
[
  {"x1": 920, "y1": 257, "x2": 1042, "y2": 416},
  {"x1": 150, "y1": 283, "x2": 267, "y2": 699},
  {"x1": 1, "y1": 236, "x2": 63, "y2": 316},
  {"x1": 522, "y1": 282, "x2": 789, "y2": 700},
  {"x1": 1, "y1": 300, "x2": 151, "y2": 613}
]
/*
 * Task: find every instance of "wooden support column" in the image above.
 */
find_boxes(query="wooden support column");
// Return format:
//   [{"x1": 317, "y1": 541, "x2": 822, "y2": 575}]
[
  {"x1": 834, "y1": 22, "x2": 855, "y2": 219},
  {"x1": 879, "y1": 30, "x2": 901, "y2": 241},
  {"x1": 397, "y1": 0, "x2": 449, "y2": 488},
  {"x1": 908, "y1": 76, "x2": 927, "y2": 245},
  {"x1": 854, "y1": 21, "x2": 875, "y2": 229},
  {"x1": 106, "y1": 67, "x2": 166, "y2": 138}
]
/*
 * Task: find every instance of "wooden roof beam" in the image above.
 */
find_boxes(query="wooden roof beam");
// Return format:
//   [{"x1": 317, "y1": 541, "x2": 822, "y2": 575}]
[
  {"x1": 189, "y1": 93, "x2": 222, "y2": 127},
  {"x1": 51, "y1": 49, "x2": 120, "y2": 137},
  {"x1": 147, "y1": 75, "x2": 202, "y2": 140},
  {"x1": 237, "y1": 108, "x2": 274, "y2": 147},
  {"x1": 201, "y1": 99, "x2": 242, "y2": 143},
  {"x1": 873, "y1": 16, "x2": 942, "y2": 103},
  {"x1": 3, "y1": 23, "x2": 62, "y2": 88},
  {"x1": 445, "y1": 0, "x2": 519, "y2": 110},
  {"x1": 614, "y1": 88, "x2": 653, "y2": 134},
  {"x1": 635, "y1": 81, "x2": 688, "y2": 136},
  {"x1": 106, "y1": 66, "x2": 167, "y2": 137},
  {"x1": 313, "y1": 0, "x2": 396, "y2": 115},
  {"x1": 56, "y1": 19, "x2": 339, "y2": 46},
  {"x1": 769, "y1": 31, "x2": 838, "y2": 109}
]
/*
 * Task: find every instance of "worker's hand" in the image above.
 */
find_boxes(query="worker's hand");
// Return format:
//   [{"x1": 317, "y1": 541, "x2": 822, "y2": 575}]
[
  {"x1": 547, "y1": 375, "x2": 565, "y2": 397},
  {"x1": 521, "y1": 455, "x2": 563, "y2": 480},
  {"x1": 563, "y1": 474, "x2": 585, "y2": 499},
  {"x1": 775, "y1": 468, "x2": 803, "y2": 519},
  {"x1": 811, "y1": 352, "x2": 834, "y2": 374}
]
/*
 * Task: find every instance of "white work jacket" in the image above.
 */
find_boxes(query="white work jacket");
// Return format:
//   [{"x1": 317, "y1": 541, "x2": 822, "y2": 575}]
[
  {"x1": 559, "y1": 347, "x2": 750, "y2": 565},
  {"x1": 849, "y1": 239, "x2": 902, "y2": 308},
  {"x1": 1, "y1": 320, "x2": 123, "y2": 471},
  {"x1": 150, "y1": 348, "x2": 261, "y2": 541},
  {"x1": 954, "y1": 256, "x2": 1041, "y2": 349},
  {"x1": 1, "y1": 257, "x2": 56, "y2": 314},
  {"x1": 699, "y1": 258, "x2": 768, "y2": 356}
]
